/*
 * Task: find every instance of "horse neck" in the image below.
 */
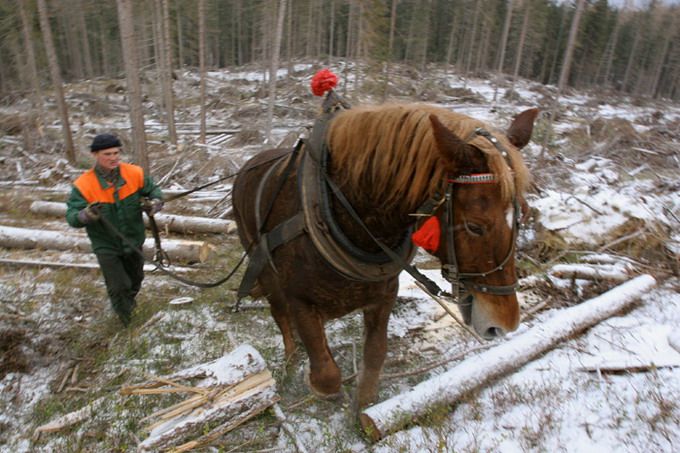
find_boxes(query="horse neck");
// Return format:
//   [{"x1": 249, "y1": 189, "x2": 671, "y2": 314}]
[{"x1": 330, "y1": 175, "x2": 417, "y2": 252}]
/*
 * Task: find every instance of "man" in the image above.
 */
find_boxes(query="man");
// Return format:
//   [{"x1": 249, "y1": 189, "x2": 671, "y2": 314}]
[{"x1": 66, "y1": 133, "x2": 164, "y2": 326}]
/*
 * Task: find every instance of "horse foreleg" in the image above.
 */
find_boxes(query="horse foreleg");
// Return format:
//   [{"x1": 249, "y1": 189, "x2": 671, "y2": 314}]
[
  {"x1": 292, "y1": 304, "x2": 342, "y2": 399},
  {"x1": 356, "y1": 301, "x2": 393, "y2": 410}
]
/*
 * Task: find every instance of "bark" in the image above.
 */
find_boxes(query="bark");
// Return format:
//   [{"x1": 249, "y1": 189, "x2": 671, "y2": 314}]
[
  {"x1": 558, "y1": 0, "x2": 586, "y2": 92},
  {"x1": 116, "y1": 0, "x2": 149, "y2": 170},
  {"x1": 360, "y1": 274, "x2": 657, "y2": 441},
  {"x1": 30, "y1": 201, "x2": 237, "y2": 234},
  {"x1": 265, "y1": 0, "x2": 287, "y2": 144},
  {"x1": 0, "y1": 225, "x2": 212, "y2": 263},
  {"x1": 36, "y1": 0, "x2": 76, "y2": 163}
]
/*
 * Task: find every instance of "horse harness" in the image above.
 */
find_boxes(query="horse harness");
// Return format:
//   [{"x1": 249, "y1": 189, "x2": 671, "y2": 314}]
[{"x1": 237, "y1": 93, "x2": 521, "y2": 305}]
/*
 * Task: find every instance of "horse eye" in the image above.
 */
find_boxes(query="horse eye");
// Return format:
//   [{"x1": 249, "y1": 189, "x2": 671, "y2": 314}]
[{"x1": 464, "y1": 222, "x2": 484, "y2": 236}]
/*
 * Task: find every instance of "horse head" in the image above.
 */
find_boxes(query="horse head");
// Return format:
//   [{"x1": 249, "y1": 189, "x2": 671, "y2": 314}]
[{"x1": 424, "y1": 108, "x2": 539, "y2": 340}]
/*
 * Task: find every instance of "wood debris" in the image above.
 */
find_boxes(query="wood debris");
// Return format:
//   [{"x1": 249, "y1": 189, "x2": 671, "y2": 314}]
[{"x1": 120, "y1": 344, "x2": 279, "y2": 452}]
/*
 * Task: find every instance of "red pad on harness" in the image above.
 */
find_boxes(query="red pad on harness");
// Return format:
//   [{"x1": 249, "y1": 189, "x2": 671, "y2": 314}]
[{"x1": 411, "y1": 216, "x2": 441, "y2": 252}]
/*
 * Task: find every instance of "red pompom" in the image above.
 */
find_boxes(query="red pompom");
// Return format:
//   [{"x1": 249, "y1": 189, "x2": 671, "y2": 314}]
[
  {"x1": 411, "y1": 216, "x2": 441, "y2": 253},
  {"x1": 310, "y1": 69, "x2": 338, "y2": 96}
]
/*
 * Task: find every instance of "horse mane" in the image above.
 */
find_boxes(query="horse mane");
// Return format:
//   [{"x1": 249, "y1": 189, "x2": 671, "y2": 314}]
[{"x1": 326, "y1": 103, "x2": 531, "y2": 212}]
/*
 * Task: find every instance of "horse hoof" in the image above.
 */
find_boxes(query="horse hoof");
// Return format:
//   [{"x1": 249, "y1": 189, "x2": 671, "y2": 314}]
[{"x1": 303, "y1": 362, "x2": 343, "y2": 401}]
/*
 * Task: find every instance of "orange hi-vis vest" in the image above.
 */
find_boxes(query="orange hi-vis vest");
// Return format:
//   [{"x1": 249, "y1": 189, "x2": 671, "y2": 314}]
[{"x1": 74, "y1": 162, "x2": 145, "y2": 204}]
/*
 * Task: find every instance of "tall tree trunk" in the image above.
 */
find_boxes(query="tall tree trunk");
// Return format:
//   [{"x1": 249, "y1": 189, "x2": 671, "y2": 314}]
[
  {"x1": 175, "y1": 0, "x2": 184, "y2": 67},
  {"x1": 17, "y1": 0, "x2": 45, "y2": 135},
  {"x1": 388, "y1": 0, "x2": 398, "y2": 61},
  {"x1": 464, "y1": 1, "x2": 482, "y2": 75},
  {"x1": 61, "y1": 1, "x2": 84, "y2": 80},
  {"x1": 649, "y1": 11, "x2": 676, "y2": 98},
  {"x1": 493, "y1": 0, "x2": 514, "y2": 102},
  {"x1": 557, "y1": 0, "x2": 586, "y2": 92},
  {"x1": 266, "y1": 0, "x2": 287, "y2": 144},
  {"x1": 76, "y1": 0, "x2": 94, "y2": 78},
  {"x1": 497, "y1": 0, "x2": 514, "y2": 74},
  {"x1": 511, "y1": 1, "x2": 531, "y2": 88},
  {"x1": 161, "y1": 0, "x2": 177, "y2": 147},
  {"x1": 116, "y1": 0, "x2": 148, "y2": 170},
  {"x1": 346, "y1": 0, "x2": 356, "y2": 60},
  {"x1": 621, "y1": 25, "x2": 642, "y2": 92},
  {"x1": 328, "y1": 0, "x2": 336, "y2": 62},
  {"x1": 444, "y1": 9, "x2": 458, "y2": 74},
  {"x1": 37, "y1": 0, "x2": 76, "y2": 163},
  {"x1": 597, "y1": 9, "x2": 623, "y2": 86},
  {"x1": 198, "y1": 0, "x2": 207, "y2": 144}
]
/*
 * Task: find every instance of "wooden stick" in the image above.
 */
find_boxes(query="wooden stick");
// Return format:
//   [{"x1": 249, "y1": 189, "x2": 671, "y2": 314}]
[{"x1": 360, "y1": 274, "x2": 657, "y2": 441}]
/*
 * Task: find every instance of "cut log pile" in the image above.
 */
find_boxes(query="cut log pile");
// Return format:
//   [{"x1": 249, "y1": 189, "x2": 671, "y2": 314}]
[{"x1": 120, "y1": 344, "x2": 279, "y2": 452}]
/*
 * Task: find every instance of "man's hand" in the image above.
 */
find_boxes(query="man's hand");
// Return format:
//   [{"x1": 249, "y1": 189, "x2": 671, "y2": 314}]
[
  {"x1": 142, "y1": 198, "x2": 164, "y2": 216},
  {"x1": 78, "y1": 203, "x2": 101, "y2": 224}
]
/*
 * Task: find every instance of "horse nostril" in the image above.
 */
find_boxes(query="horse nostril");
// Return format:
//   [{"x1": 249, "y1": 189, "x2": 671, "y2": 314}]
[{"x1": 484, "y1": 326, "x2": 506, "y2": 339}]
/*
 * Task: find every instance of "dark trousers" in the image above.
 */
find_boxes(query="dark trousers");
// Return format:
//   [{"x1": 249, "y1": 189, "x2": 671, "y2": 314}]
[{"x1": 96, "y1": 252, "x2": 145, "y2": 326}]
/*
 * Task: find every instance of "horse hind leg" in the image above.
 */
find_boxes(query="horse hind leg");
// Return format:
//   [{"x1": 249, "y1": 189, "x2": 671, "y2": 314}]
[{"x1": 292, "y1": 303, "x2": 342, "y2": 399}]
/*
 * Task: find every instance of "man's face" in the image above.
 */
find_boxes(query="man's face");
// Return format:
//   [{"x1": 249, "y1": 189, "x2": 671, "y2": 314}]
[{"x1": 94, "y1": 147, "x2": 121, "y2": 171}]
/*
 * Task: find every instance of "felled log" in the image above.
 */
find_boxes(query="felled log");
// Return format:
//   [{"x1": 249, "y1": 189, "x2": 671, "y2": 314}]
[
  {"x1": 0, "y1": 225, "x2": 212, "y2": 263},
  {"x1": 360, "y1": 274, "x2": 657, "y2": 441},
  {"x1": 120, "y1": 344, "x2": 279, "y2": 452},
  {"x1": 29, "y1": 201, "x2": 236, "y2": 234},
  {"x1": 550, "y1": 263, "x2": 632, "y2": 281},
  {"x1": 0, "y1": 257, "x2": 193, "y2": 273}
]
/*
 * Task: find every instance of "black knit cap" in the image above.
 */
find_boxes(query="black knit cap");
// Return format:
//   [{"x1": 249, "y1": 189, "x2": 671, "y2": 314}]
[{"x1": 90, "y1": 133, "x2": 122, "y2": 152}]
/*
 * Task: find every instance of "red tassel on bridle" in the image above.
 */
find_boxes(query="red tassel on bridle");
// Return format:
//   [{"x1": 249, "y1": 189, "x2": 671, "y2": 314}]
[{"x1": 411, "y1": 216, "x2": 441, "y2": 252}]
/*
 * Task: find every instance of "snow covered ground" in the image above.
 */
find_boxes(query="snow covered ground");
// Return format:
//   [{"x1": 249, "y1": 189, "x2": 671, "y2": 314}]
[{"x1": 1, "y1": 62, "x2": 679, "y2": 452}]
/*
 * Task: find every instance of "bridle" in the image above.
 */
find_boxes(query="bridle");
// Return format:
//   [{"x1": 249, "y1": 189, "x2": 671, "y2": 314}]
[{"x1": 419, "y1": 127, "x2": 522, "y2": 303}]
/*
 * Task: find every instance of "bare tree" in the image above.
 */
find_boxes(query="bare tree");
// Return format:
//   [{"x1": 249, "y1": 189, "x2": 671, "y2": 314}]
[
  {"x1": 17, "y1": 0, "x2": 44, "y2": 135},
  {"x1": 75, "y1": 0, "x2": 94, "y2": 78},
  {"x1": 116, "y1": 0, "x2": 148, "y2": 170},
  {"x1": 160, "y1": 0, "x2": 177, "y2": 148},
  {"x1": 512, "y1": 0, "x2": 531, "y2": 88},
  {"x1": 493, "y1": 0, "x2": 515, "y2": 102},
  {"x1": 198, "y1": 0, "x2": 207, "y2": 144},
  {"x1": 36, "y1": 0, "x2": 75, "y2": 163},
  {"x1": 558, "y1": 0, "x2": 586, "y2": 92},
  {"x1": 266, "y1": 0, "x2": 287, "y2": 145}
]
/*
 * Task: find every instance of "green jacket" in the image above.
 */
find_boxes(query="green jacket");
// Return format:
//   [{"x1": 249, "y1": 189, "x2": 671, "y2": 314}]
[{"x1": 66, "y1": 163, "x2": 163, "y2": 255}]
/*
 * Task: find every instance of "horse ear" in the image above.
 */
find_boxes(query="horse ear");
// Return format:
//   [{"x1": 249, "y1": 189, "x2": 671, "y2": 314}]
[
  {"x1": 429, "y1": 114, "x2": 478, "y2": 169},
  {"x1": 506, "y1": 108, "x2": 539, "y2": 149}
]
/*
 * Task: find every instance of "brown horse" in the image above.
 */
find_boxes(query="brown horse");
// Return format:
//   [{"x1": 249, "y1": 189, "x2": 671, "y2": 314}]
[{"x1": 232, "y1": 103, "x2": 538, "y2": 410}]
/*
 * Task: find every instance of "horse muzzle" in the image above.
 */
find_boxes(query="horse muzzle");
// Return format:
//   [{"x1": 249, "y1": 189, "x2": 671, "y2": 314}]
[{"x1": 459, "y1": 291, "x2": 520, "y2": 340}]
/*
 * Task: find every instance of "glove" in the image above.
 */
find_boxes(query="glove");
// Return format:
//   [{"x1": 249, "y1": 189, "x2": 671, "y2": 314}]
[
  {"x1": 78, "y1": 204, "x2": 101, "y2": 224},
  {"x1": 142, "y1": 198, "x2": 164, "y2": 216}
]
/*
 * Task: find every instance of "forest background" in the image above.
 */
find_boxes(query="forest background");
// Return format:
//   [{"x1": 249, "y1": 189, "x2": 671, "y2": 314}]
[{"x1": 1, "y1": 0, "x2": 679, "y2": 167}]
